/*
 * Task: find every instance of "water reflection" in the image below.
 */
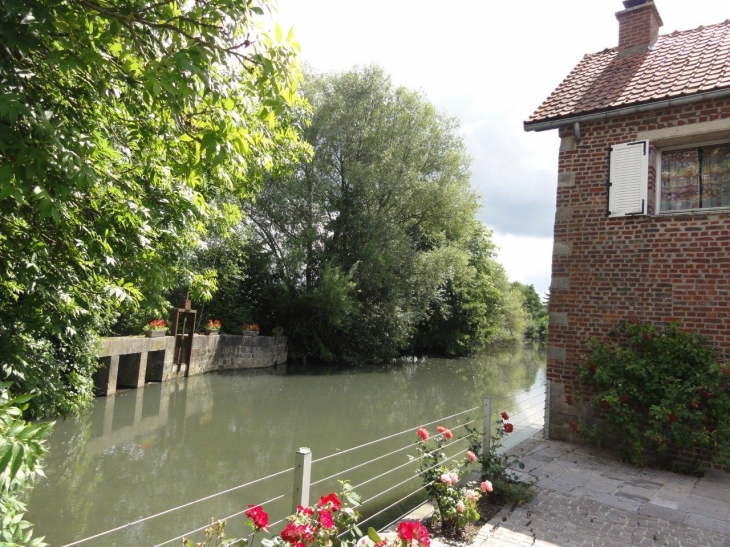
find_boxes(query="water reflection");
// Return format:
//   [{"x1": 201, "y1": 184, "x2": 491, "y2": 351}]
[{"x1": 28, "y1": 346, "x2": 545, "y2": 547}]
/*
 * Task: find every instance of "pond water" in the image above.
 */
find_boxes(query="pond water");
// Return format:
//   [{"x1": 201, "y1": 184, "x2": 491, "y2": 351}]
[{"x1": 27, "y1": 344, "x2": 546, "y2": 547}]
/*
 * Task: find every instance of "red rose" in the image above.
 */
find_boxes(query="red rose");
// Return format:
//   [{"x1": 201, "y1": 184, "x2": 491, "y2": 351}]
[
  {"x1": 565, "y1": 395, "x2": 573, "y2": 406},
  {"x1": 281, "y1": 523, "x2": 314, "y2": 545},
  {"x1": 412, "y1": 522, "x2": 430, "y2": 547},
  {"x1": 691, "y1": 401, "x2": 700, "y2": 409},
  {"x1": 245, "y1": 505, "x2": 269, "y2": 531},
  {"x1": 643, "y1": 332, "x2": 651, "y2": 341},
  {"x1": 318, "y1": 492, "x2": 341, "y2": 512},
  {"x1": 619, "y1": 395, "x2": 628, "y2": 404},
  {"x1": 668, "y1": 413, "x2": 676, "y2": 422},
  {"x1": 417, "y1": 428, "x2": 429, "y2": 441},
  {"x1": 503, "y1": 423, "x2": 514, "y2": 433},
  {"x1": 296, "y1": 505, "x2": 314, "y2": 516},
  {"x1": 568, "y1": 422, "x2": 581, "y2": 434},
  {"x1": 397, "y1": 521, "x2": 415, "y2": 542},
  {"x1": 500, "y1": 411, "x2": 509, "y2": 420},
  {"x1": 588, "y1": 364, "x2": 596, "y2": 372},
  {"x1": 601, "y1": 400, "x2": 610, "y2": 409},
  {"x1": 318, "y1": 510, "x2": 334, "y2": 529}
]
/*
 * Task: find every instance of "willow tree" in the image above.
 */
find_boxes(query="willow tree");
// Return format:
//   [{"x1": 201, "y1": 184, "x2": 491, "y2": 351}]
[
  {"x1": 240, "y1": 66, "x2": 515, "y2": 362},
  {"x1": 0, "y1": 0, "x2": 308, "y2": 416}
]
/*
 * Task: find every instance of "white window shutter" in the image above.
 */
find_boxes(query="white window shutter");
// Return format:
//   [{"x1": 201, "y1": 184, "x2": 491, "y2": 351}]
[{"x1": 608, "y1": 140, "x2": 648, "y2": 217}]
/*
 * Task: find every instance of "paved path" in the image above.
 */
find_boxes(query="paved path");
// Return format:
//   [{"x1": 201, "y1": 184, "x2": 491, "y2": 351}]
[{"x1": 471, "y1": 437, "x2": 730, "y2": 547}]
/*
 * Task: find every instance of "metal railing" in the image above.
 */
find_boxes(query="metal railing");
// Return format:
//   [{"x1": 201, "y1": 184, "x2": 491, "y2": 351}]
[{"x1": 60, "y1": 381, "x2": 549, "y2": 547}]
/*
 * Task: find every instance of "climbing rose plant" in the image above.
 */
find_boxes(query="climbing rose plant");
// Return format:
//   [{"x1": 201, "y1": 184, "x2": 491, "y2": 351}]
[{"x1": 578, "y1": 320, "x2": 730, "y2": 472}]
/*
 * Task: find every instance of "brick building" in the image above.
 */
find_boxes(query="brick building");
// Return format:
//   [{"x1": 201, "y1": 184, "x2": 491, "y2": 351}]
[{"x1": 525, "y1": 0, "x2": 730, "y2": 439}]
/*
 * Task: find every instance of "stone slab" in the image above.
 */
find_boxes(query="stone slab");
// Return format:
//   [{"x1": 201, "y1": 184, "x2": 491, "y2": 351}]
[
  {"x1": 678, "y1": 494, "x2": 730, "y2": 522},
  {"x1": 638, "y1": 502, "x2": 689, "y2": 524}
]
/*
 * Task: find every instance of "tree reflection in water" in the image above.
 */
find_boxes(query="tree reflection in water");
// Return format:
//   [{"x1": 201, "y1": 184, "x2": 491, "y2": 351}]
[{"x1": 27, "y1": 345, "x2": 545, "y2": 547}]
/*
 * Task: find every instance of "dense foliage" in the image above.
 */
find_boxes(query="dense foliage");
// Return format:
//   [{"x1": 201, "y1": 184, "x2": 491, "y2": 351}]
[
  {"x1": 0, "y1": 383, "x2": 52, "y2": 546},
  {"x1": 513, "y1": 282, "x2": 548, "y2": 342},
  {"x1": 0, "y1": 0, "x2": 308, "y2": 416},
  {"x1": 199, "y1": 66, "x2": 531, "y2": 363},
  {"x1": 577, "y1": 321, "x2": 730, "y2": 472}
]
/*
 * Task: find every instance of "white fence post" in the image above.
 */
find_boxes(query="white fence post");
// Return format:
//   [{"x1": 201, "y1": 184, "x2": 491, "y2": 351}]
[
  {"x1": 482, "y1": 397, "x2": 492, "y2": 458},
  {"x1": 293, "y1": 447, "x2": 312, "y2": 513},
  {"x1": 544, "y1": 380, "x2": 552, "y2": 440}
]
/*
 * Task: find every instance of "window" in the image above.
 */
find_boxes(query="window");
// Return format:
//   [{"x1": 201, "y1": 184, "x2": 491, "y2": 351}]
[{"x1": 660, "y1": 143, "x2": 730, "y2": 212}]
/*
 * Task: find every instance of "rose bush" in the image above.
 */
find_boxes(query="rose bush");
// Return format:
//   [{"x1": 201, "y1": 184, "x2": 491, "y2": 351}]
[
  {"x1": 412, "y1": 426, "x2": 482, "y2": 537},
  {"x1": 577, "y1": 320, "x2": 730, "y2": 472},
  {"x1": 465, "y1": 412, "x2": 534, "y2": 505}
]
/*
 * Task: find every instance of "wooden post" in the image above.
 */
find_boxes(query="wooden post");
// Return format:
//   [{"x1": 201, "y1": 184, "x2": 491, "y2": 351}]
[
  {"x1": 482, "y1": 397, "x2": 492, "y2": 458},
  {"x1": 292, "y1": 447, "x2": 312, "y2": 513}
]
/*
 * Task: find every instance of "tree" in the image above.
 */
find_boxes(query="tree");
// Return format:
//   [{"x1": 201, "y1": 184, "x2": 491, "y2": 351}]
[
  {"x1": 0, "y1": 0, "x2": 308, "y2": 416},
  {"x1": 511, "y1": 282, "x2": 548, "y2": 342},
  {"x1": 229, "y1": 66, "x2": 518, "y2": 363}
]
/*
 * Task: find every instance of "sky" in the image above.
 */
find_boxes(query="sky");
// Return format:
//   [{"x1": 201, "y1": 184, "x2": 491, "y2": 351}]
[{"x1": 269, "y1": 0, "x2": 730, "y2": 297}]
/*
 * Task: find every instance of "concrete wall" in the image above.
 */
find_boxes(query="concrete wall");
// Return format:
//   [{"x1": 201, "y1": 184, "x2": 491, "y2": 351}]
[{"x1": 93, "y1": 334, "x2": 287, "y2": 395}]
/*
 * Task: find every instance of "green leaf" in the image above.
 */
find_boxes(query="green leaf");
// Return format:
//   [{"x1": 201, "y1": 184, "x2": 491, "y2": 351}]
[{"x1": 367, "y1": 528, "x2": 381, "y2": 542}]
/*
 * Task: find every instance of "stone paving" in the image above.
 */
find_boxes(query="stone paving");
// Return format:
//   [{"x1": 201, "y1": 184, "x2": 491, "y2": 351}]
[{"x1": 470, "y1": 436, "x2": 730, "y2": 547}]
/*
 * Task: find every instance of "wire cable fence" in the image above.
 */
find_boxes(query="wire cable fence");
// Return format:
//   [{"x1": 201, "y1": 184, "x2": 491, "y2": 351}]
[{"x1": 64, "y1": 382, "x2": 548, "y2": 546}]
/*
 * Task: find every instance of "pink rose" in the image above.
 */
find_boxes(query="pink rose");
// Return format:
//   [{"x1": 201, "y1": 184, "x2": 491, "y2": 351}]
[
  {"x1": 466, "y1": 450, "x2": 478, "y2": 462},
  {"x1": 465, "y1": 489, "x2": 479, "y2": 502},
  {"x1": 440, "y1": 473, "x2": 452, "y2": 485},
  {"x1": 450, "y1": 471, "x2": 459, "y2": 484},
  {"x1": 480, "y1": 480, "x2": 493, "y2": 492},
  {"x1": 456, "y1": 500, "x2": 465, "y2": 513},
  {"x1": 417, "y1": 428, "x2": 430, "y2": 441}
]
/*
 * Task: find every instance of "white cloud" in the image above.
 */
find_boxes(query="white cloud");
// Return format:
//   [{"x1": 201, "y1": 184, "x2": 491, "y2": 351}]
[
  {"x1": 270, "y1": 0, "x2": 730, "y2": 295},
  {"x1": 491, "y1": 231, "x2": 553, "y2": 298}
]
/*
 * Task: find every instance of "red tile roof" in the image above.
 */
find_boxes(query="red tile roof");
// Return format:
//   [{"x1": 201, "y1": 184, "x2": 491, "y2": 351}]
[{"x1": 525, "y1": 20, "x2": 730, "y2": 129}]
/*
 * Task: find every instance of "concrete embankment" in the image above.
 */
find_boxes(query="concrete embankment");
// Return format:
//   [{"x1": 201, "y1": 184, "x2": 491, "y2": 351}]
[{"x1": 93, "y1": 334, "x2": 287, "y2": 395}]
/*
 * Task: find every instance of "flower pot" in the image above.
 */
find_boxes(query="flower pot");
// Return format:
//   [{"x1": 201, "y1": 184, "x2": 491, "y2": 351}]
[
  {"x1": 145, "y1": 330, "x2": 166, "y2": 338},
  {"x1": 240, "y1": 331, "x2": 259, "y2": 336},
  {"x1": 205, "y1": 329, "x2": 219, "y2": 336}
]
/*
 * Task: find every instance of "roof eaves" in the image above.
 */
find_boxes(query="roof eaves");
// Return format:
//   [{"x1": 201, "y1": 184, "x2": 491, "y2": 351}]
[{"x1": 523, "y1": 85, "x2": 730, "y2": 132}]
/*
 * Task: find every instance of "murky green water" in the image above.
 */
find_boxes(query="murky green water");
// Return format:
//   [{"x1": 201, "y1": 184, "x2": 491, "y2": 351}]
[{"x1": 27, "y1": 345, "x2": 546, "y2": 547}]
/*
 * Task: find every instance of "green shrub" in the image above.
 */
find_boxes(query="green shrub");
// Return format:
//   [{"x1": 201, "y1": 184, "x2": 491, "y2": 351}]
[
  {"x1": 578, "y1": 321, "x2": 730, "y2": 472},
  {"x1": 0, "y1": 383, "x2": 53, "y2": 546}
]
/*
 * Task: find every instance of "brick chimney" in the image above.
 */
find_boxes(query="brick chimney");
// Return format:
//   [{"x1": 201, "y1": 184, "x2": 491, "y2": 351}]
[{"x1": 615, "y1": 0, "x2": 663, "y2": 58}]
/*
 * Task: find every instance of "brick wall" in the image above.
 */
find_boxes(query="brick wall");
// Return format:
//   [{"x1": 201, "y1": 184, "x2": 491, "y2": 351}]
[
  {"x1": 616, "y1": 3, "x2": 662, "y2": 54},
  {"x1": 547, "y1": 96, "x2": 730, "y2": 439}
]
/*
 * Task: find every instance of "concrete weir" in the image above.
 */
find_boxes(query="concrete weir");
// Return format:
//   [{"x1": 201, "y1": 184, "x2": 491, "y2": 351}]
[{"x1": 93, "y1": 334, "x2": 287, "y2": 396}]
